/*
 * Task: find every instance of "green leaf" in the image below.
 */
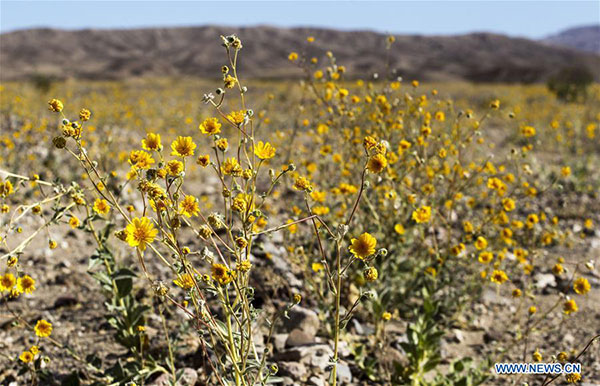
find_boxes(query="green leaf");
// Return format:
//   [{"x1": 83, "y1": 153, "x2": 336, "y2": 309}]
[
  {"x1": 100, "y1": 223, "x2": 115, "y2": 243},
  {"x1": 91, "y1": 271, "x2": 112, "y2": 287},
  {"x1": 128, "y1": 305, "x2": 151, "y2": 327},
  {"x1": 113, "y1": 268, "x2": 136, "y2": 298}
]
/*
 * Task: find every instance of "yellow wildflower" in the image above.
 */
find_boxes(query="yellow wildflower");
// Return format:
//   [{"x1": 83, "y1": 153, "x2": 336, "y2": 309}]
[
  {"x1": 367, "y1": 153, "x2": 387, "y2": 173},
  {"x1": 221, "y1": 157, "x2": 242, "y2": 176},
  {"x1": 48, "y1": 98, "x2": 63, "y2": 112},
  {"x1": 93, "y1": 199, "x2": 110, "y2": 215},
  {"x1": 179, "y1": 195, "x2": 199, "y2": 217},
  {"x1": 174, "y1": 273, "x2": 195, "y2": 290},
  {"x1": 474, "y1": 236, "x2": 488, "y2": 250},
  {"x1": 125, "y1": 217, "x2": 158, "y2": 251},
  {"x1": 142, "y1": 133, "x2": 162, "y2": 151},
  {"x1": 349, "y1": 232, "x2": 377, "y2": 259},
  {"x1": 254, "y1": 141, "x2": 276, "y2": 160},
  {"x1": 17, "y1": 275, "x2": 35, "y2": 294},
  {"x1": 490, "y1": 270, "x2": 508, "y2": 284},
  {"x1": 212, "y1": 263, "x2": 235, "y2": 285},
  {"x1": 563, "y1": 299, "x2": 578, "y2": 315},
  {"x1": 34, "y1": 319, "x2": 53, "y2": 337},
  {"x1": 69, "y1": 216, "x2": 80, "y2": 229},
  {"x1": 171, "y1": 136, "x2": 196, "y2": 157},
  {"x1": 165, "y1": 160, "x2": 184, "y2": 176},
  {"x1": 199, "y1": 117, "x2": 222, "y2": 135},
  {"x1": 0, "y1": 273, "x2": 16, "y2": 291},
  {"x1": 19, "y1": 351, "x2": 34, "y2": 363},
  {"x1": 412, "y1": 206, "x2": 432, "y2": 223},
  {"x1": 573, "y1": 277, "x2": 590, "y2": 295}
]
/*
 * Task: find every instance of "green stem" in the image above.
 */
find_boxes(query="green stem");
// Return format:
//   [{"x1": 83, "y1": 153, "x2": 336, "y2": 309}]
[{"x1": 331, "y1": 241, "x2": 342, "y2": 386}]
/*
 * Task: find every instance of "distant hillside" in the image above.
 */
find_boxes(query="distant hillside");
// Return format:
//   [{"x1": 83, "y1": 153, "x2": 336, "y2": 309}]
[
  {"x1": 1, "y1": 26, "x2": 599, "y2": 82},
  {"x1": 543, "y1": 25, "x2": 600, "y2": 54}
]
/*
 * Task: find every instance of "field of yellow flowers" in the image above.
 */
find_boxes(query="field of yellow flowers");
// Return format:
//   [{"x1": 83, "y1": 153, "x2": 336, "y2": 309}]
[{"x1": 1, "y1": 35, "x2": 599, "y2": 385}]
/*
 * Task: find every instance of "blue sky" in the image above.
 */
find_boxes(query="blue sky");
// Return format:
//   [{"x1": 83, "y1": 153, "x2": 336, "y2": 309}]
[{"x1": 1, "y1": 1, "x2": 598, "y2": 38}]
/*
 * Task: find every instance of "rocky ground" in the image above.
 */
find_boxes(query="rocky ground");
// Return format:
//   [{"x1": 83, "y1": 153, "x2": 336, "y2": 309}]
[
  {"x1": 1, "y1": 209, "x2": 599, "y2": 385},
  {"x1": 1, "y1": 167, "x2": 599, "y2": 386}
]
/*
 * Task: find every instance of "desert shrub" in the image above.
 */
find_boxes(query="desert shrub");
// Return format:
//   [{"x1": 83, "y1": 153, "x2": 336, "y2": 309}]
[
  {"x1": 29, "y1": 74, "x2": 55, "y2": 94},
  {"x1": 547, "y1": 66, "x2": 594, "y2": 102}
]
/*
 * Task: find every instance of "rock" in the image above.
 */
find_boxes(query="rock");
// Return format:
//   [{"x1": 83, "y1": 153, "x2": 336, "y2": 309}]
[
  {"x1": 253, "y1": 327, "x2": 266, "y2": 352},
  {"x1": 563, "y1": 333, "x2": 575, "y2": 346},
  {"x1": 384, "y1": 320, "x2": 405, "y2": 334},
  {"x1": 336, "y1": 362, "x2": 352, "y2": 384},
  {"x1": 258, "y1": 241, "x2": 303, "y2": 289},
  {"x1": 179, "y1": 368, "x2": 198, "y2": 385},
  {"x1": 150, "y1": 368, "x2": 197, "y2": 386},
  {"x1": 307, "y1": 375, "x2": 327, "y2": 386},
  {"x1": 439, "y1": 339, "x2": 449, "y2": 359},
  {"x1": 310, "y1": 347, "x2": 333, "y2": 371},
  {"x1": 482, "y1": 288, "x2": 507, "y2": 305},
  {"x1": 473, "y1": 303, "x2": 487, "y2": 315},
  {"x1": 351, "y1": 319, "x2": 365, "y2": 335},
  {"x1": 337, "y1": 340, "x2": 351, "y2": 358},
  {"x1": 286, "y1": 329, "x2": 316, "y2": 347},
  {"x1": 472, "y1": 317, "x2": 485, "y2": 330},
  {"x1": 534, "y1": 273, "x2": 556, "y2": 290},
  {"x1": 283, "y1": 306, "x2": 320, "y2": 338},
  {"x1": 450, "y1": 328, "x2": 464, "y2": 343},
  {"x1": 351, "y1": 318, "x2": 375, "y2": 335},
  {"x1": 278, "y1": 361, "x2": 307, "y2": 378},
  {"x1": 281, "y1": 377, "x2": 295, "y2": 385},
  {"x1": 273, "y1": 333, "x2": 288, "y2": 352},
  {"x1": 262, "y1": 241, "x2": 286, "y2": 265},
  {"x1": 274, "y1": 344, "x2": 333, "y2": 367}
]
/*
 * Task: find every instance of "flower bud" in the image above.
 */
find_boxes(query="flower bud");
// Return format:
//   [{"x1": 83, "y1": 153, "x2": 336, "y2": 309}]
[
  {"x1": 115, "y1": 229, "x2": 128, "y2": 241},
  {"x1": 153, "y1": 281, "x2": 169, "y2": 297},
  {"x1": 199, "y1": 225, "x2": 212, "y2": 239},
  {"x1": 170, "y1": 217, "x2": 181, "y2": 229},
  {"x1": 364, "y1": 267, "x2": 378, "y2": 282}
]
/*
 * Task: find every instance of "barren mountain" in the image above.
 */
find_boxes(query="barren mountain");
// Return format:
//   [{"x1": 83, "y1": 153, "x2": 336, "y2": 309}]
[
  {"x1": 1, "y1": 25, "x2": 599, "y2": 82},
  {"x1": 543, "y1": 25, "x2": 600, "y2": 54}
]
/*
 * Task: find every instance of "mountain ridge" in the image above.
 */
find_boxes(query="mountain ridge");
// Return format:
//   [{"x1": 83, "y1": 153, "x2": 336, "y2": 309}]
[
  {"x1": 543, "y1": 25, "x2": 600, "y2": 54},
  {"x1": 1, "y1": 25, "x2": 599, "y2": 82}
]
